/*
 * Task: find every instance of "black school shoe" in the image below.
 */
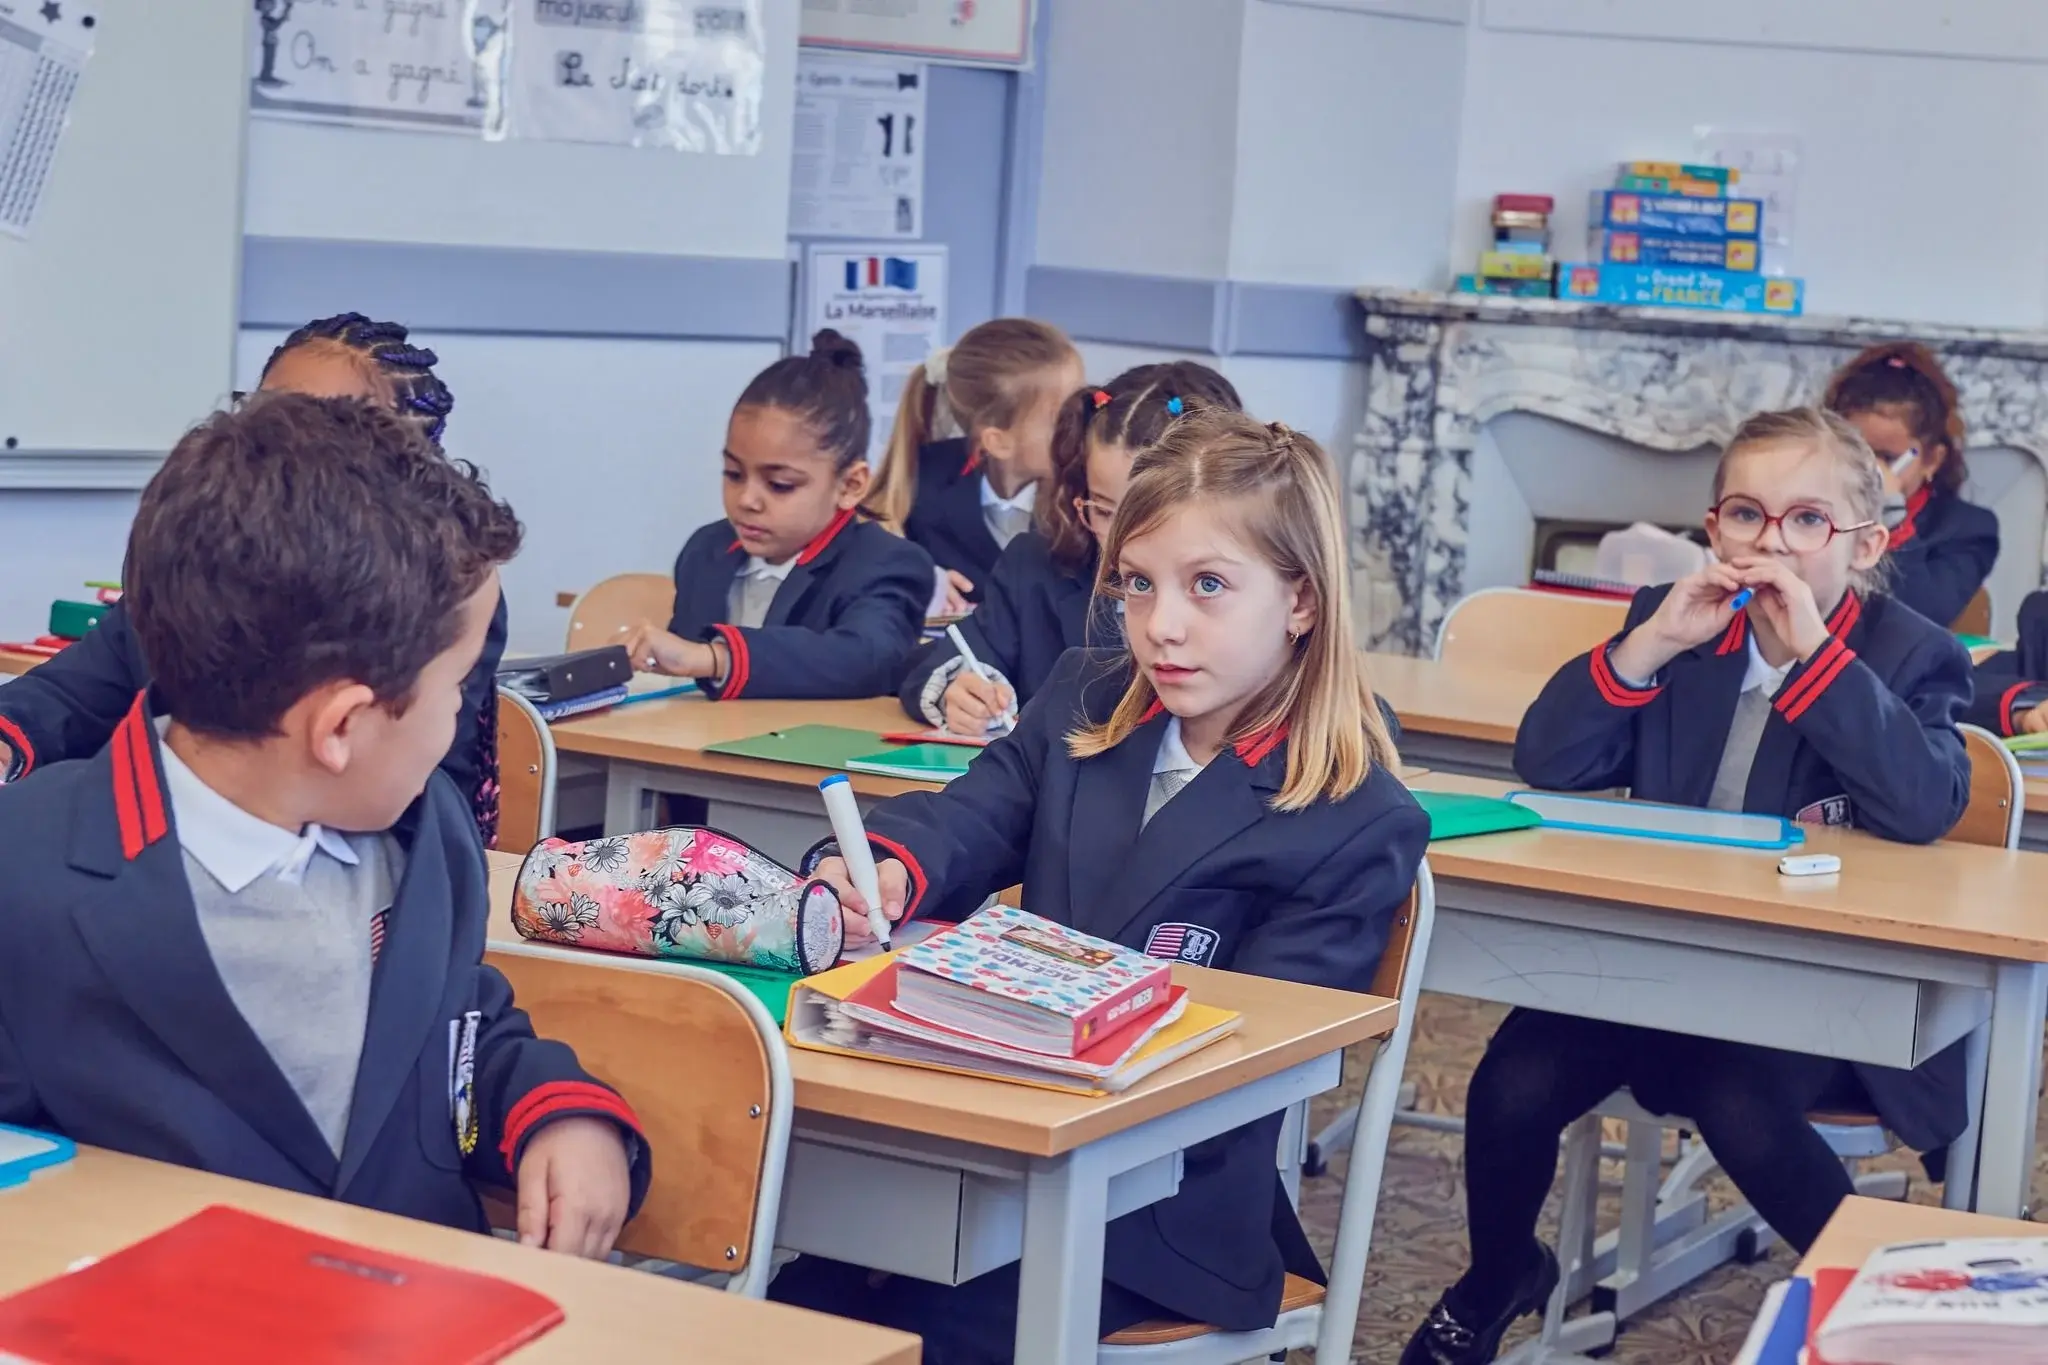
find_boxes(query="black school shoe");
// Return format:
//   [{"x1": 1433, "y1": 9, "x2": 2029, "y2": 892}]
[{"x1": 1398, "y1": 1244, "x2": 1561, "y2": 1365}]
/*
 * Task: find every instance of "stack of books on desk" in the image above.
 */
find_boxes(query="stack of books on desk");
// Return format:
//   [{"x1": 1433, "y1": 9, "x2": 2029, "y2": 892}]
[
  {"x1": 497, "y1": 645, "x2": 639, "y2": 720},
  {"x1": 787, "y1": 905, "x2": 1240, "y2": 1094},
  {"x1": 2003, "y1": 732, "x2": 2048, "y2": 779}
]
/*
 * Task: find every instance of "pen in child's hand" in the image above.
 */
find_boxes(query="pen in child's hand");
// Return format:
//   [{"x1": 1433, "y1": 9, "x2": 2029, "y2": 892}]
[
  {"x1": 1890, "y1": 449, "x2": 1918, "y2": 477},
  {"x1": 1728, "y1": 587, "x2": 1754, "y2": 612},
  {"x1": 819, "y1": 775, "x2": 892, "y2": 948},
  {"x1": 946, "y1": 624, "x2": 1015, "y2": 734}
]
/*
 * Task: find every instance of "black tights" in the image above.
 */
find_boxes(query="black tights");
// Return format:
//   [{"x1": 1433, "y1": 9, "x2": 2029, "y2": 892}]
[{"x1": 1456, "y1": 1009, "x2": 1864, "y2": 1317}]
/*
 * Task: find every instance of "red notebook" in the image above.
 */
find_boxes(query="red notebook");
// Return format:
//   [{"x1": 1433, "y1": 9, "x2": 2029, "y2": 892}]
[{"x1": 0, "y1": 1205, "x2": 564, "y2": 1364}]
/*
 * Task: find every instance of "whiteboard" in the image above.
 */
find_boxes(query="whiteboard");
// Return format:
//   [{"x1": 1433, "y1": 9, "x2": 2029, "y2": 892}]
[{"x1": 0, "y1": 0, "x2": 246, "y2": 476}]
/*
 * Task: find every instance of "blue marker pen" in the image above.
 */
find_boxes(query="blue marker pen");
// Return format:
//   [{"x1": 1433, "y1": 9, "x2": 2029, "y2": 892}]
[{"x1": 1729, "y1": 587, "x2": 1754, "y2": 612}]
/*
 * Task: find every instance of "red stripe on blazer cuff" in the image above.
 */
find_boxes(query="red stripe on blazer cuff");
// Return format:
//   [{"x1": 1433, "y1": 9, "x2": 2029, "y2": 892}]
[
  {"x1": 1780, "y1": 646, "x2": 1858, "y2": 724},
  {"x1": 0, "y1": 715, "x2": 33, "y2": 778},
  {"x1": 1774, "y1": 638, "x2": 1846, "y2": 715},
  {"x1": 865, "y1": 832, "x2": 929, "y2": 919},
  {"x1": 2000, "y1": 681, "x2": 2034, "y2": 737},
  {"x1": 499, "y1": 1081, "x2": 644, "y2": 1171},
  {"x1": 709, "y1": 623, "x2": 750, "y2": 699},
  {"x1": 1589, "y1": 643, "x2": 1661, "y2": 708}
]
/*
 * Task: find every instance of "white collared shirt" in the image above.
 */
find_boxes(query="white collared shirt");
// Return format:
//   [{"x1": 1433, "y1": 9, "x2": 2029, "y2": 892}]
[
  {"x1": 1741, "y1": 633, "x2": 1797, "y2": 698},
  {"x1": 156, "y1": 722, "x2": 361, "y2": 893},
  {"x1": 729, "y1": 554, "x2": 797, "y2": 630},
  {"x1": 980, "y1": 477, "x2": 1038, "y2": 548},
  {"x1": 1143, "y1": 716, "x2": 1207, "y2": 828}
]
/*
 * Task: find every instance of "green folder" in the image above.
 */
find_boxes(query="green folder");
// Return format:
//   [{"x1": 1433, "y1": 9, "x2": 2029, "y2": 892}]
[
  {"x1": 1955, "y1": 632, "x2": 2001, "y2": 652},
  {"x1": 1414, "y1": 791, "x2": 1544, "y2": 842},
  {"x1": 698, "y1": 961, "x2": 797, "y2": 1025},
  {"x1": 2003, "y1": 732, "x2": 2048, "y2": 754},
  {"x1": 842, "y1": 744, "x2": 972, "y2": 782},
  {"x1": 702, "y1": 724, "x2": 893, "y2": 770}
]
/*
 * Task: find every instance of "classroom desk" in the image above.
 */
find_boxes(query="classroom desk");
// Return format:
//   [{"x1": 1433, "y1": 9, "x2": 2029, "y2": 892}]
[
  {"x1": 1799, "y1": 1194, "x2": 2038, "y2": 1277},
  {"x1": 1409, "y1": 772, "x2": 2048, "y2": 1219},
  {"x1": 0, "y1": 1145, "x2": 921, "y2": 1365},
  {"x1": 1364, "y1": 651, "x2": 1542, "y2": 781},
  {"x1": 0, "y1": 648, "x2": 44, "y2": 677},
  {"x1": 549, "y1": 695, "x2": 940, "y2": 858},
  {"x1": 2022, "y1": 778, "x2": 2048, "y2": 853},
  {"x1": 484, "y1": 852, "x2": 1397, "y2": 1364}
]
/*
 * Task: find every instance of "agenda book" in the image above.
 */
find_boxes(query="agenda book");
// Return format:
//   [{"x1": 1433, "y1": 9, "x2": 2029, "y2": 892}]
[
  {"x1": 892, "y1": 904, "x2": 1173, "y2": 1057},
  {"x1": 1811, "y1": 1237, "x2": 2048, "y2": 1364},
  {"x1": 0, "y1": 1204, "x2": 564, "y2": 1365}
]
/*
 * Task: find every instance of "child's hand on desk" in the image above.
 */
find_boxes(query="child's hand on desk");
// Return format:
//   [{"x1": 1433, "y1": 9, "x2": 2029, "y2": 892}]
[
  {"x1": 943, "y1": 671, "x2": 1014, "y2": 736},
  {"x1": 813, "y1": 854, "x2": 910, "y2": 945},
  {"x1": 2020, "y1": 701, "x2": 2048, "y2": 736},
  {"x1": 0, "y1": 738, "x2": 11, "y2": 776},
  {"x1": 516, "y1": 1115, "x2": 633, "y2": 1259},
  {"x1": 1609, "y1": 562, "x2": 1749, "y2": 679},
  {"x1": 620, "y1": 621, "x2": 717, "y2": 679},
  {"x1": 1727, "y1": 557, "x2": 1831, "y2": 659}
]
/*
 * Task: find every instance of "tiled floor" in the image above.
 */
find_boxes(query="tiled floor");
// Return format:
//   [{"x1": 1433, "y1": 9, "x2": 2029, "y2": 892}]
[{"x1": 1297, "y1": 993, "x2": 2048, "y2": 1364}]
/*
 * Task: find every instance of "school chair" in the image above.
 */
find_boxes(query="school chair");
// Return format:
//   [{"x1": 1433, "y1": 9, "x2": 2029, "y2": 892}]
[
  {"x1": 1435, "y1": 587, "x2": 1629, "y2": 678},
  {"x1": 483, "y1": 941, "x2": 796, "y2": 1298},
  {"x1": 565, "y1": 572, "x2": 676, "y2": 652},
  {"x1": 1953, "y1": 585, "x2": 1993, "y2": 638},
  {"x1": 1097, "y1": 862, "x2": 1438, "y2": 1363},
  {"x1": 1516, "y1": 725, "x2": 2021, "y2": 1363},
  {"x1": 493, "y1": 687, "x2": 558, "y2": 856}
]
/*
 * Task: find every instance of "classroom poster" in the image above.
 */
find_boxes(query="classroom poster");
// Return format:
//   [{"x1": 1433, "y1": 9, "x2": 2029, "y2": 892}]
[
  {"x1": 801, "y1": 0, "x2": 1032, "y2": 67},
  {"x1": 0, "y1": 0, "x2": 95, "y2": 237},
  {"x1": 790, "y1": 52, "x2": 924, "y2": 238},
  {"x1": 247, "y1": 0, "x2": 507, "y2": 134},
  {"x1": 804, "y1": 243, "x2": 947, "y2": 465},
  {"x1": 491, "y1": 0, "x2": 765, "y2": 153}
]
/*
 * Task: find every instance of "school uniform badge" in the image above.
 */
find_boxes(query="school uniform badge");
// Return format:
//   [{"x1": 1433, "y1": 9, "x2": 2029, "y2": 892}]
[
  {"x1": 1795, "y1": 795, "x2": 1853, "y2": 827},
  {"x1": 449, "y1": 1010, "x2": 481, "y2": 1157},
  {"x1": 1144, "y1": 922, "x2": 1220, "y2": 966}
]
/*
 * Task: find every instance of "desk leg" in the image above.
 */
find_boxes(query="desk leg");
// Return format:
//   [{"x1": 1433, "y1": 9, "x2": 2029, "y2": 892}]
[
  {"x1": 1014, "y1": 1147, "x2": 1109, "y2": 1365},
  {"x1": 1941, "y1": 1019, "x2": 1990, "y2": 1211},
  {"x1": 603, "y1": 762, "x2": 657, "y2": 834},
  {"x1": 1972, "y1": 960, "x2": 2048, "y2": 1217}
]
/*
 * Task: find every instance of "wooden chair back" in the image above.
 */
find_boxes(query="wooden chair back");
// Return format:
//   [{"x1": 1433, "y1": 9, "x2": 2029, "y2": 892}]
[
  {"x1": 566, "y1": 573, "x2": 676, "y2": 653},
  {"x1": 1953, "y1": 586, "x2": 1993, "y2": 637},
  {"x1": 484, "y1": 943, "x2": 791, "y2": 1294},
  {"x1": 1955, "y1": 723, "x2": 2023, "y2": 850},
  {"x1": 493, "y1": 688, "x2": 556, "y2": 856},
  {"x1": 1436, "y1": 587, "x2": 1629, "y2": 676}
]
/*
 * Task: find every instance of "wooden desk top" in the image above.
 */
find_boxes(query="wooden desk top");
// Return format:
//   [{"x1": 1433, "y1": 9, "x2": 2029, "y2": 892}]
[
  {"x1": 1800, "y1": 1195, "x2": 2039, "y2": 1275},
  {"x1": 549, "y1": 694, "x2": 939, "y2": 798},
  {"x1": 2027, "y1": 776, "x2": 2048, "y2": 816},
  {"x1": 0, "y1": 1146, "x2": 920, "y2": 1365},
  {"x1": 485, "y1": 854, "x2": 1396, "y2": 1158},
  {"x1": 1364, "y1": 651, "x2": 1545, "y2": 745},
  {"x1": 1409, "y1": 772, "x2": 2048, "y2": 964},
  {"x1": 0, "y1": 648, "x2": 45, "y2": 677}
]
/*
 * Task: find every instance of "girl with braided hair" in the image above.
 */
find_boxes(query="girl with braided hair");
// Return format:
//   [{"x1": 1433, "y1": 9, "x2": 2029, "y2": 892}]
[
  {"x1": 0, "y1": 314, "x2": 509, "y2": 849},
  {"x1": 1825, "y1": 340, "x2": 1999, "y2": 628}
]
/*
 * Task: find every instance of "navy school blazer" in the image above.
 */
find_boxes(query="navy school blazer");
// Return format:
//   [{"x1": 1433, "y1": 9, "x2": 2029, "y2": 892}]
[
  {"x1": 667, "y1": 508, "x2": 934, "y2": 700},
  {"x1": 903, "y1": 436, "x2": 1004, "y2": 597},
  {"x1": 895, "y1": 531, "x2": 1120, "y2": 722},
  {"x1": 1965, "y1": 589, "x2": 2048, "y2": 735},
  {"x1": 813, "y1": 648, "x2": 1430, "y2": 1331},
  {"x1": 0, "y1": 693, "x2": 651, "y2": 1229},
  {"x1": 1887, "y1": 485, "x2": 1999, "y2": 630},
  {"x1": 1516, "y1": 586, "x2": 1974, "y2": 1152},
  {"x1": 0, "y1": 596, "x2": 508, "y2": 846}
]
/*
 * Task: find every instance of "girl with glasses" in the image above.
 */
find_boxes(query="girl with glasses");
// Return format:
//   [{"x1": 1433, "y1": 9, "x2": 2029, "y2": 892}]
[{"x1": 1403, "y1": 407, "x2": 1975, "y2": 1365}]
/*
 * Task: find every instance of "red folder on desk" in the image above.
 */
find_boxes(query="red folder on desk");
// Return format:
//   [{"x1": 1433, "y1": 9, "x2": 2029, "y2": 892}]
[{"x1": 0, "y1": 1204, "x2": 564, "y2": 1364}]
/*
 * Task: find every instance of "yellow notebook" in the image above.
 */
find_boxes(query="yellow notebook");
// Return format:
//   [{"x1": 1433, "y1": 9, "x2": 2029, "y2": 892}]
[{"x1": 786, "y1": 953, "x2": 1241, "y2": 1096}]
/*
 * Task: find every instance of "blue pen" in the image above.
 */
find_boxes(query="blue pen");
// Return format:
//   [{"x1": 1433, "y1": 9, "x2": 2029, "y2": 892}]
[{"x1": 1729, "y1": 587, "x2": 1754, "y2": 612}]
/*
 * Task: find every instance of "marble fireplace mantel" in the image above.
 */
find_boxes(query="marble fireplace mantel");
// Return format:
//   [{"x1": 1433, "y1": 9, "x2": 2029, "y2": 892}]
[{"x1": 1349, "y1": 287, "x2": 2048, "y2": 655}]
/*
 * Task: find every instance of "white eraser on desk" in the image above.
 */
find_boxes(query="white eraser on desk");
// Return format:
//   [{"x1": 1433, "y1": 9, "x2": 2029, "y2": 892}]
[{"x1": 1778, "y1": 853, "x2": 1841, "y2": 877}]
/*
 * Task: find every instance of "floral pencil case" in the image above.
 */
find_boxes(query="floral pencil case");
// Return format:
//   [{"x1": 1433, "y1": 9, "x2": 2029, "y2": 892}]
[{"x1": 512, "y1": 827, "x2": 845, "y2": 974}]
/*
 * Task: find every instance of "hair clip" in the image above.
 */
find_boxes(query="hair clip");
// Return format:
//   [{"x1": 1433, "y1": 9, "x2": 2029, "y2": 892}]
[
  {"x1": 1091, "y1": 389, "x2": 1112, "y2": 409},
  {"x1": 1886, "y1": 356, "x2": 1908, "y2": 368},
  {"x1": 925, "y1": 347, "x2": 952, "y2": 385},
  {"x1": 1165, "y1": 396, "x2": 1184, "y2": 416}
]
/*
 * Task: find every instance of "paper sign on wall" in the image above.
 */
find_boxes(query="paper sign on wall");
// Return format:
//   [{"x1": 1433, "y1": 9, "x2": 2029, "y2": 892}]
[
  {"x1": 791, "y1": 52, "x2": 924, "y2": 238},
  {"x1": 248, "y1": 0, "x2": 505, "y2": 133},
  {"x1": 489, "y1": 0, "x2": 766, "y2": 152},
  {"x1": 805, "y1": 244, "x2": 947, "y2": 464},
  {"x1": 801, "y1": 0, "x2": 1032, "y2": 67},
  {"x1": 0, "y1": 0, "x2": 95, "y2": 238}
]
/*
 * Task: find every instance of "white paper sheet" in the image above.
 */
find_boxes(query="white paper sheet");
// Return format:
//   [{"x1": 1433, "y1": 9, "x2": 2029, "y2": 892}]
[
  {"x1": 0, "y1": 0, "x2": 94, "y2": 239},
  {"x1": 247, "y1": 0, "x2": 507, "y2": 135},
  {"x1": 791, "y1": 51, "x2": 925, "y2": 239},
  {"x1": 804, "y1": 243, "x2": 948, "y2": 465}
]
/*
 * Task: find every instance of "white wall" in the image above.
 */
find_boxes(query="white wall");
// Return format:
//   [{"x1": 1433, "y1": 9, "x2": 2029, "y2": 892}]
[{"x1": 0, "y1": 495, "x2": 140, "y2": 651}]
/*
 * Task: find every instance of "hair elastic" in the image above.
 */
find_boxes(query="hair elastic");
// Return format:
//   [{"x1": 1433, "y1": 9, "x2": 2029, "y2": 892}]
[
  {"x1": 924, "y1": 347, "x2": 952, "y2": 385},
  {"x1": 1165, "y1": 396, "x2": 1184, "y2": 416}
]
